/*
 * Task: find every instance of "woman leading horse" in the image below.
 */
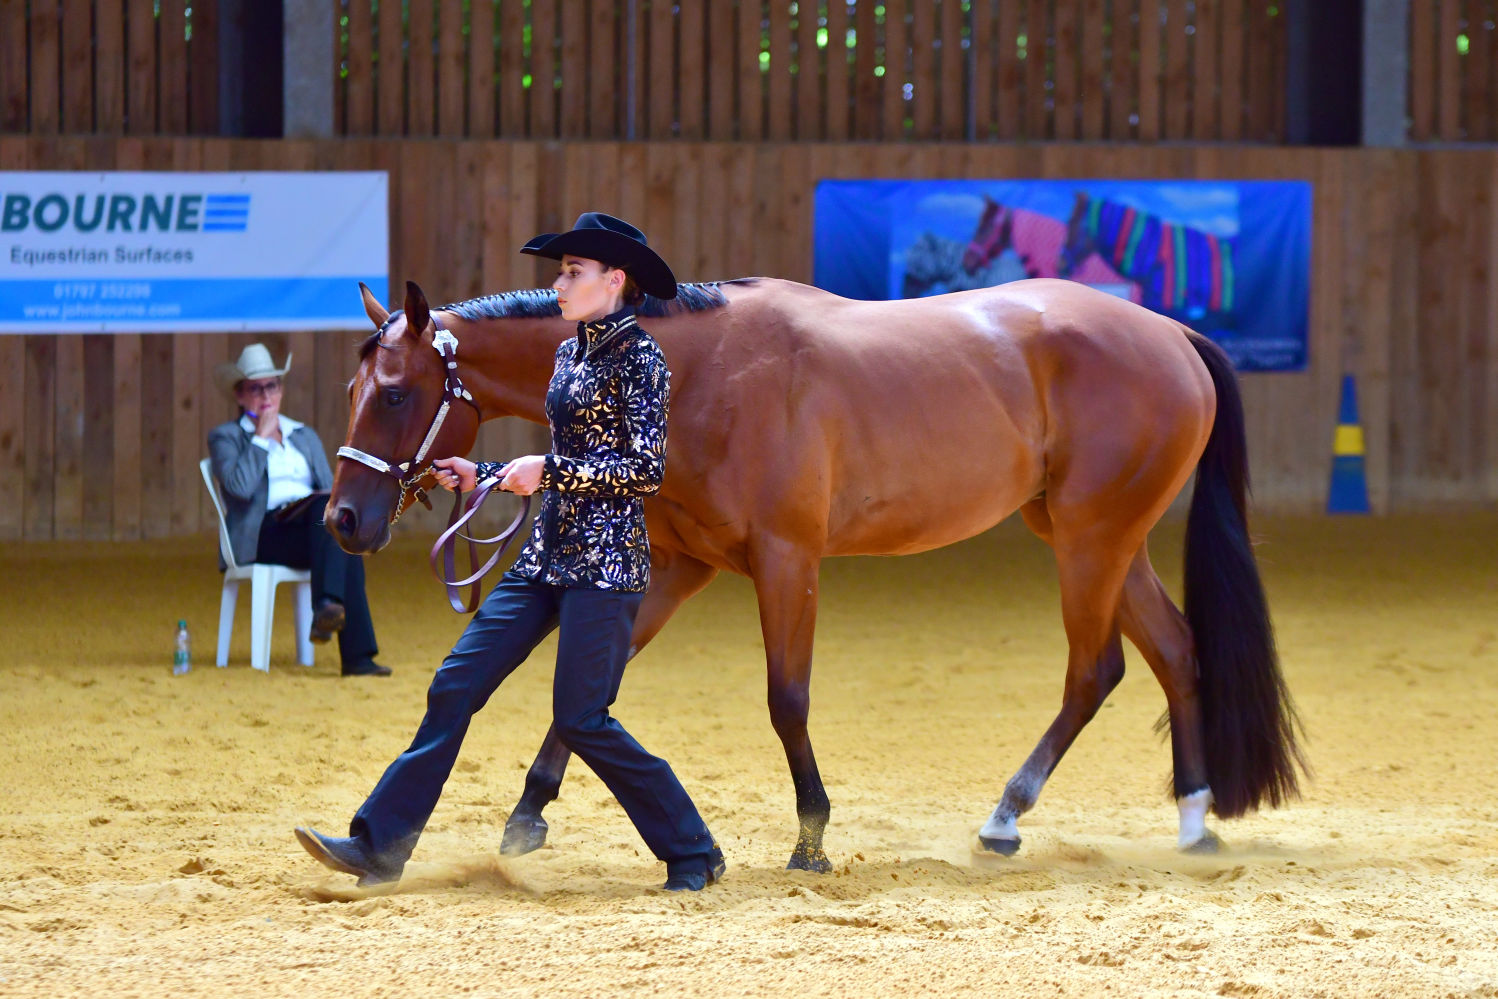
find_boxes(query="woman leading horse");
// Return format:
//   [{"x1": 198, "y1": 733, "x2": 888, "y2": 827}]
[
  {"x1": 296, "y1": 214, "x2": 725, "y2": 892},
  {"x1": 321, "y1": 269, "x2": 1304, "y2": 874}
]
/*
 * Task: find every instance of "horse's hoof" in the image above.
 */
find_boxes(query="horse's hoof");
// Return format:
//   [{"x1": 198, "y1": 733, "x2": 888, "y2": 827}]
[
  {"x1": 1180, "y1": 830, "x2": 1222, "y2": 855},
  {"x1": 786, "y1": 849, "x2": 833, "y2": 874},
  {"x1": 978, "y1": 835, "x2": 1022, "y2": 856},
  {"x1": 499, "y1": 814, "x2": 548, "y2": 856}
]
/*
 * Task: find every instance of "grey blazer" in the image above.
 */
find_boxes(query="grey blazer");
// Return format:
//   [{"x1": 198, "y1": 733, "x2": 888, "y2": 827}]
[{"x1": 207, "y1": 418, "x2": 335, "y2": 569}]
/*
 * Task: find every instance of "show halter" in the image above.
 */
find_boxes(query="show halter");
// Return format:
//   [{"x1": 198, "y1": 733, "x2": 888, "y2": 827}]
[
  {"x1": 336, "y1": 318, "x2": 476, "y2": 522},
  {"x1": 336, "y1": 316, "x2": 530, "y2": 612}
]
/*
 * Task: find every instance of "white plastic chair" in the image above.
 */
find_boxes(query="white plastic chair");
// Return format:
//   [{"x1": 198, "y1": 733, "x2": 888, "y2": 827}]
[{"x1": 199, "y1": 458, "x2": 314, "y2": 672}]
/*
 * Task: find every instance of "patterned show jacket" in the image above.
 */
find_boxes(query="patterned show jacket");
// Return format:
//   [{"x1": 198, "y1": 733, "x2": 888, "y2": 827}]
[{"x1": 478, "y1": 306, "x2": 668, "y2": 592}]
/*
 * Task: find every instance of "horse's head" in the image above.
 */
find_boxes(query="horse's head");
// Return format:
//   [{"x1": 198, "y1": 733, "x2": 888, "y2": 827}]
[
  {"x1": 1059, "y1": 190, "x2": 1092, "y2": 277},
  {"x1": 325, "y1": 280, "x2": 482, "y2": 554},
  {"x1": 962, "y1": 196, "x2": 1010, "y2": 274}
]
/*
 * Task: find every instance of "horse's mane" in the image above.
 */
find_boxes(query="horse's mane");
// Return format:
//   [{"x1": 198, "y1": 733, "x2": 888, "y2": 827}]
[
  {"x1": 437, "y1": 278, "x2": 754, "y2": 323},
  {"x1": 357, "y1": 279, "x2": 754, "y2": 360}
]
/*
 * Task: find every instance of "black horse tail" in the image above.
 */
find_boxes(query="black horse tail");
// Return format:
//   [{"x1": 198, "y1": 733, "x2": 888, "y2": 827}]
[{"x1": 1182, "y1": 330, "x2": 1306, "y2": 818}]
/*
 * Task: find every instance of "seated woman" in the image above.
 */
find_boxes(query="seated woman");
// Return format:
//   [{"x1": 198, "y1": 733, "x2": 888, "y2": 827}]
[{"x1": 208, "y1": 343, "x2": 389, "y2": 677}]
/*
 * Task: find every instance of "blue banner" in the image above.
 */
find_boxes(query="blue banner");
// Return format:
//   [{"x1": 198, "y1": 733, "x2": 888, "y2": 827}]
[
  {"x1": 0, "y1": 277, "x2": 389, "y2": 330},
  {"x1": 0, "y1": 171, "x2": 389, "y2": 333},
  {"x1": 814, "y1": 179, "x2": 1311, "y2": 372}
]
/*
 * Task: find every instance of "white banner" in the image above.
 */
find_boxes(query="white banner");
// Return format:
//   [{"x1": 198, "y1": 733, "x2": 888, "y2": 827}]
[{"x1": 0, "y1": 171, "x2": 389, "y2": 332}]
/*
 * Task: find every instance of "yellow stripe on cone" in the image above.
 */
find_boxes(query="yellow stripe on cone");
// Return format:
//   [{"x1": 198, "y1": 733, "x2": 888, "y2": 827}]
[{"x1": 1333, "y1": 424, "x2": 1364, "y2": 457}]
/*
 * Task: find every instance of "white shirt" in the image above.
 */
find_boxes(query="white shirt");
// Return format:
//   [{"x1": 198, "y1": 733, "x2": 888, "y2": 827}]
[{"x1": 240, "y1": 413, "x2": 315, "y2": 510}]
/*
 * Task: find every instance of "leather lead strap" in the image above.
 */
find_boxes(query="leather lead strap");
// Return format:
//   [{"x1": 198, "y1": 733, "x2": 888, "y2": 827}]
[{"x1": 428, "y1": 480, "x2": 532, "y2": 613}]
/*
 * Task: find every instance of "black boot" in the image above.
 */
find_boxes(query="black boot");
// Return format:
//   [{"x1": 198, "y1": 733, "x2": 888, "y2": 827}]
[
  {"x1": 663, "y1": 843, "x2": 726, "y2": 892},
  {"x1": 341, "y1": 659, "x2": 392, "y2": 677},
  {"x1": 294, "y1": 827, "x2": 403, "y2": 886}
]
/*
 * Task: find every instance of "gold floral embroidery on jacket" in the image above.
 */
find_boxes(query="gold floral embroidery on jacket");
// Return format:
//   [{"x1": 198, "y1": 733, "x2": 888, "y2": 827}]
[{"x1": 483, "y1": 309, "x2": 668, "y2": 592}]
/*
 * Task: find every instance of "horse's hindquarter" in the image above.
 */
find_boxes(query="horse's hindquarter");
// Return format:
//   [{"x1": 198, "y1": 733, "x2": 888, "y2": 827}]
[
  {"x1": 813, "y1": 280, "x2": 1221, "y2": 555},
  {"x1": 1007, "y1": 280, "x2": 1216, "y2": 529}
]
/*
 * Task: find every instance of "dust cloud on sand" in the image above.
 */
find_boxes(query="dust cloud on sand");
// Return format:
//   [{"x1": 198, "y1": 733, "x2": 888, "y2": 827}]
[{"x1": 2, "y1": 515, "x2": 1497, "y2": 997}]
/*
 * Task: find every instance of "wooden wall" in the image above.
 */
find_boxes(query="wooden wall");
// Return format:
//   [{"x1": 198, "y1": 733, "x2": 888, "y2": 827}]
[
  {"x1": 9, "y1": 1, "x2": 1498, "y2": 147},
  {"x1": 0, "y1": 1, "x2": 1293, "y2": 143},
  {"x1": 1, "y1": 136, "x2": 1497, "y2": 544},
  {"x1": 332, "y1": 0, "x2": 1291, "y2": 143},
  {"x1": 1, "y1": 0, "x2": 219, "y2": 136},
  {"x1": 1409, "y1": 1, "x2": 1498, "y2": 142}
]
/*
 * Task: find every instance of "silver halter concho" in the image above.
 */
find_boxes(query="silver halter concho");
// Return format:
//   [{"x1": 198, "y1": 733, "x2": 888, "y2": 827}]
[{"x1": 336, "y1": 322, "x2": 476, "y2": 523}]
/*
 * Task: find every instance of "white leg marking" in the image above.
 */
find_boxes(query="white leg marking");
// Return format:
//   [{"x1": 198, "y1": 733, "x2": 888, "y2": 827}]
[
  {"x1": 980, "y1": 805, "x2": 1019, "y2": 841},
  {"x1": 1177, "y1": 787, "x2": 1214, "y2": 848}
]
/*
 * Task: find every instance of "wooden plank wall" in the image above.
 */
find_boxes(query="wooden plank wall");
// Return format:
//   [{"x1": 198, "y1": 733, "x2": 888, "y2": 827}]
[
  {"x1": 330, "y1": 0, "x2": 1292, "y2": 143},
  {"x1": 1, "y1": 0, "x2": 218, "y2": 136},
  {"x1": 13, "y1": 1, "x2": 1497, "y2": 147},
  {"x1": 1409, "y1": 0, "x2": 1498, "y2": 141},
  {"x1": 3, "y1": 136, "x2": 1498, "y2": 543}
]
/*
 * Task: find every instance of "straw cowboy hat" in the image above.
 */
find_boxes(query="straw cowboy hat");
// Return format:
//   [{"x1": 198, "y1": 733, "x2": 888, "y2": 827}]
[
  {"x1": 521, "y1": 212, "x2": 678, "y2": 300},
  {"x1": 214, "y1": 343, "x2": 292, "y2": 399}
]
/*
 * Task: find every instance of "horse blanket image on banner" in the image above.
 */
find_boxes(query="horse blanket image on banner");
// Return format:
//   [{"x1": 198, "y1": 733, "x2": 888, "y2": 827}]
[{"x1": 813, "y1": 179, "x2": 1311, "y2": 372}]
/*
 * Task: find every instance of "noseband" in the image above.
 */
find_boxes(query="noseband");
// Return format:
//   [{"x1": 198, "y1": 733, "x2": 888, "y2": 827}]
[{"x1": 336, "y1": 317, "x2": 478, "y2": 523}]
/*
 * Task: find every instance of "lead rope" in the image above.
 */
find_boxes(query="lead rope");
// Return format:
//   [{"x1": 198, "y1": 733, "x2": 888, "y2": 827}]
[{"x1": 429, "y1": 477, "x2": 532, "y2": 613}]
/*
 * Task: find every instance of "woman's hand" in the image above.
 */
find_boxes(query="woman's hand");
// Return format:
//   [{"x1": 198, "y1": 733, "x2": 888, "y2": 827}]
[
  {"x1": 249, "y1": 395, "x2": 281, "y2": 440},
  {"x1": 431, "y1": 456, "x2": 477, "y2": 492},
  {"x1": 497, "y1": 455, "x2": 546, "y2": 495}
]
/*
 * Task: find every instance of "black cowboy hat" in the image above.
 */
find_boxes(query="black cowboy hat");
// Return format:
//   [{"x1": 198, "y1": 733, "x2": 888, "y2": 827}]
[{"x1": 521, "y1": 212, "x2": 678, "y2": 300}]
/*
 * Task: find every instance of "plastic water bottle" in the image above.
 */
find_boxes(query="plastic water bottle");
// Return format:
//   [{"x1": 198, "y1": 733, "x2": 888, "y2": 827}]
[{"x1": 173, "y1": 620, "x2": 191, "y2": 676}]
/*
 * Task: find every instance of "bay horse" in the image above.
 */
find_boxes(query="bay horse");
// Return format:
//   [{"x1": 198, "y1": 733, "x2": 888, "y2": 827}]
[{"x1": 327, "y1": 275, "x2": 1303, "y2": 872}]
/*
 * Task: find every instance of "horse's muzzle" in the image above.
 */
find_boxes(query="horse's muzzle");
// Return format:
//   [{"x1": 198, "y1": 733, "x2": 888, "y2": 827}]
[{"x1": 326, "y1": 499, "x2": 392, "y2": 554}]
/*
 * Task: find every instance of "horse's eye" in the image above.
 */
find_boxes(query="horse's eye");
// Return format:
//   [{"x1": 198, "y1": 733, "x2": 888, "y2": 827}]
[{"x1": 383, "y1": 388, "x2": 407, "y2": 407}]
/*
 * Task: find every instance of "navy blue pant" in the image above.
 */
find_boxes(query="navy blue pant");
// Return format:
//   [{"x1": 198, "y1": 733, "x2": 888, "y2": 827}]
[
  {"x1": 256, "y1": 502, "x2": 377, "y2": 668},
  {"x1": 349, "y1": 571, "x2": 715, "y2": 869}
]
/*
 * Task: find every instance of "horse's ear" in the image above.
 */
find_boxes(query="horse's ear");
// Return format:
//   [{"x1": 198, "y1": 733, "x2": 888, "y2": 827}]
[
  {"x1": 359, "y1": 282, "x2": 389, "y2": 327},
  {"x1": 402, "y1": 280, "x2": 431, "y2": 340}
]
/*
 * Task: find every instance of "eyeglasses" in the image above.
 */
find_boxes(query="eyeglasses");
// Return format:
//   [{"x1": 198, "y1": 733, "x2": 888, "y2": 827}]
[{"x1": 241, "y1": 379, "x2": 282, "y2": 396}]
